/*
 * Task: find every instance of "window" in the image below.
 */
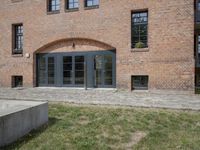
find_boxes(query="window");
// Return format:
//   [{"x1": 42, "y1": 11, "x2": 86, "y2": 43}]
[
  {"x1": 85, "y1": 0, "x2": 99, "y2": 7},
  {"x1": 12, "y1": 76, "x2": 23, "y2": 88},
  {"x1": 12, "y1": 24, "x2": 23, "y2": 54},
  {"x1": 132, "y1": 75, "x2": 149, "y2": 90},
  {"x1": 48, "y1": 0, "x2": 60, "y2": 12},
  {"x1": 196, "y1": 0, "x2": 200, "y2": 22},
  {"x1": 196, "y1": 35, "x2": 200, "y2": 65},
  {"x1": 198, "y1": 35, "x2": 200, "y2": 64},
  {"x1": 131, "y1": 11, "x2": 148, "y2": 48},
  {"x1": 195, "y1": 74, "x2": 200, "y2": 87},
  {"x1": 198, "y1": 0, "x2": 200, "y2": 10},
  {"x1": 66, "y1": 0, "x2": 79, "y2": 9}
]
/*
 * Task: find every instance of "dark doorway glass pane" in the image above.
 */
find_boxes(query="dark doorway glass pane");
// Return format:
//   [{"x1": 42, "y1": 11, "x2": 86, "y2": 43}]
[
  {"x1": 94, "y1": 55, "x2": 103, "y2": 86},
  {"x1": 75, "y1": 56, "x2": 84, "y2": 85},
  {"x1": 105, "y1": 71, "x2": 112, "y2": 85},
  {"x1": 96, "y1": 70, "x2": 102, "y2": 85},
  {"x1": 104, "y1": 55, "x2": 113, "y2": 85},
  {"x1": 63, "y1": 56, "x2": 73, "y2": 84},
  {"x1": 63, "y1": 71, "x2": 72, "y2": 84},
  {"x1": 75, "y1": 71, "x2": 84, "y2": 84},
  {"x1": 75, "y1": 56, "x2": 84, "y2": 62},
  {"x1": 63, "y1": 56, "x2": 72, "y2": 63},
  {"x1": 48, "y1": 57, "x2": 55, "y2": 84},
  {"x1": 39, "y1": 56, "x2": 46, "y2": 84},
  {"x1": 75, "y1": 63, "x2": 84, "y2": 70},
  {"x1": 63, "y1": 64, "x2": 72, "y2": 70}
]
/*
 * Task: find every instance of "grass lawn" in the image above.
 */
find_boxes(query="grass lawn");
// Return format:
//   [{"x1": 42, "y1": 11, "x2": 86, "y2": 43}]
[{"x1": 3, "y1": 104, "x2": 200, "y2": 150}]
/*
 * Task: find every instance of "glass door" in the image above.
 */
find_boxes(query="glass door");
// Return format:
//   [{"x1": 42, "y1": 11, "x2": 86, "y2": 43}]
[
  {"x1": 94, "y1": 55, "x2": 103, "y2": 87},
  {"x1": 62, "y1": 55, "x2": 85, "y2": 87},
  {"x1": 37, "y1": 51, "x2": 116, "y2": 88},
  {"x1": 63, "y1": 56, "x2": 73, "y2": 85},
  {"x1": 47, "y1": 57, "x2": 55, "y2": 85},
  {"x1": 38, "y1": 55, "x2": 55, "y2": 86},
  {"x1": 38, "y1": 55, "x2": 46, "y2": 86},
  {"x1": 94, "y1": 54, "x2": 113, "y2": 87},
  {"x1": 75, "y1": 56, "x2": 85, "y2": 85},
  {"x1": 104, "y1": 55, "x2": 113, "y2": 86}
]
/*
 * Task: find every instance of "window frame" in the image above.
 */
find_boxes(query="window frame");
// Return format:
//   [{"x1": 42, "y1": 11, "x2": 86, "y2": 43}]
[
  {"x1": 195, "y1": 34, "x2": 200, "y2": 67},
  {"x1": 196, "y1": 0, "x2": 200, "y2": 22},
  {"x1": 12, "y1": 23, "x2": 23, "y2": 55},
  {"x1": 196, "y1": 74, "x2": 200, "y2": 87},
  {"x1": 66, "y1": 0, "x2": 79, "y2": 10},
  {"x1": 47, "y1": 0, "x2": 60, "y2": 13},
  {"x1": 131, "y1": 10, "x2": 148, "y2": 49},
  {"x1": 12, "y1": 76, "x2": 23, "y2": 88},
  {"x1": 85, "y1": 0, "x2": 99, "y2": 8},
  {"x1": 131, "y1": 75, "x2": 149, "y2": 90},
  {"x1": 198, "y1": 35, "x2": 200, "y2": 65}
]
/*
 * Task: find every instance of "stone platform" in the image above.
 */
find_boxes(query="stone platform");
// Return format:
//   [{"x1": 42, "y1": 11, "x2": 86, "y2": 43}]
[{"x1": 0, "y1": 100, "x2": 48, "y2": 147}]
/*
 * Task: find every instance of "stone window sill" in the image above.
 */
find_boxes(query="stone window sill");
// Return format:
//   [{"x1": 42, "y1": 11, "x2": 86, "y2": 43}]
[
  {"x1": 65, "y1": 8, "x2": 79, "y2": 13},
  {"x1": 84, "y1": 5, "x2": 99, "y2": 10},
  {"x1": 131, "y1": 48, "x2": 149, "y2": 52},
  {"x1": 47, "y1": 10, "x2": 60, "y2": 15},
  {"x1": 12, "y1": 54, "x2": 23, "y2": 57}
]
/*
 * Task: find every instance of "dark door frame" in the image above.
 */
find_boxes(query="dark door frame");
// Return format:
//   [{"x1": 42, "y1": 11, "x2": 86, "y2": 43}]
[
  {"x1": 36, "y1": 50, "x2": 116, "y2": 88},
  {"x1": 94, "y1": 54, "x2": 116, "y2": 88},
  {"x1": 61, "y1": 54, "x2": 86, "y2": 87},
  {"x1": 36, "y1": 53, "x2": 57, "y2": 87}
]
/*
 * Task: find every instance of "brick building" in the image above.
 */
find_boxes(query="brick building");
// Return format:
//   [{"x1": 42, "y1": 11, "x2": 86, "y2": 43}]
[{"x1": 0, "y1": 0, "x2": 199, "y2": 92}]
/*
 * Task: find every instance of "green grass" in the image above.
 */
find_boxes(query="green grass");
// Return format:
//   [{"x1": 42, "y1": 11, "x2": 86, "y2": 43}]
[{"x1": 3, "y1": 104, "x2": 200, "y2": 150}]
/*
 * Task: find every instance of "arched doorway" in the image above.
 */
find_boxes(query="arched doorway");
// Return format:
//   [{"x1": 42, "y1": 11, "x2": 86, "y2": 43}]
[{"x1": 35, "y1": 38, "x2": 116, "y2": 88}]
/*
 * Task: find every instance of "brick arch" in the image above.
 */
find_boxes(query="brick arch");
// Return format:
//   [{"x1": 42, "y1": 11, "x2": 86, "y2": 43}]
[
  {"x1": 34, "y1": 38, "x2": 115, "y2": 53},
  {"x1": 33, "y1": 38, "x2": 116, "y2": 87}
]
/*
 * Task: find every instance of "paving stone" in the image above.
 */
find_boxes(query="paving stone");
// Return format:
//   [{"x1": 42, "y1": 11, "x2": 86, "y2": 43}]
[{"x1": 0, "y1": 88, "x2": 199, "y2": 110}]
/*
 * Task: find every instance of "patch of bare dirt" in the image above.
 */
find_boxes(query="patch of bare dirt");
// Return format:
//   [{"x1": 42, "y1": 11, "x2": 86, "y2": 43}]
[
  {"x1": 78, "y1": 116, "x2": 90, "y2": 125},
  {"x1": 125, "y1": 131, "x2": 147, "y2": 150}
]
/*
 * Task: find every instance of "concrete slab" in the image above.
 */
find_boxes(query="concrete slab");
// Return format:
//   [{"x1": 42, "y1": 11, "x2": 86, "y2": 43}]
[{"x1": 0, "y1": 100, "x2": 48, "y2": 147}]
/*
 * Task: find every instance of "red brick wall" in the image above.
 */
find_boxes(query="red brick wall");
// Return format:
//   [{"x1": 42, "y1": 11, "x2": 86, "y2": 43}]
[{"x1": 0, "y1": 0, "x2": 195, "y2": 90}]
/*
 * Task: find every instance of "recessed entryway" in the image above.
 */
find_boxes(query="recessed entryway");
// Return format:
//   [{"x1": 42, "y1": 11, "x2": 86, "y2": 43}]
[{"x1": 36, "y1": 50, "x2": 116, "y2": 88}]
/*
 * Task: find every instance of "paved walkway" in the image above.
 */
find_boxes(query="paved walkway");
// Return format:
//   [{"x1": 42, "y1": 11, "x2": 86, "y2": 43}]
[{"x1": 0, "y1": 88, "x2": 200, "y2": 110}]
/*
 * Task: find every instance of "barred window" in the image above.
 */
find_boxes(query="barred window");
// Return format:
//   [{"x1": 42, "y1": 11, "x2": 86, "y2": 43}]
[
  {"x1": 12, "y1": 76, "x2": 23, "y2": 88},
  {"x1": 131, "y1": 11, "x2": 148, "y2": 48},
  {"x1": 48, "y1": 0, "x2": 60, "y2": 12},
  {"x1": 66, "y1": 0, "x2": 79, "y2": 9},
  {"x1": 13, "y1": 24, "x2": 23, "y2": 54},
  {"x1": 132, "y1": 75, "x2": 149, "y2": 90}
]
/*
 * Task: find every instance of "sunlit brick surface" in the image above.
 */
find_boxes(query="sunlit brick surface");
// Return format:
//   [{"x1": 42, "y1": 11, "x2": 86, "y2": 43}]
[{"x1": 0, "y1": 0, "x2": 195, "y2": 91}]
